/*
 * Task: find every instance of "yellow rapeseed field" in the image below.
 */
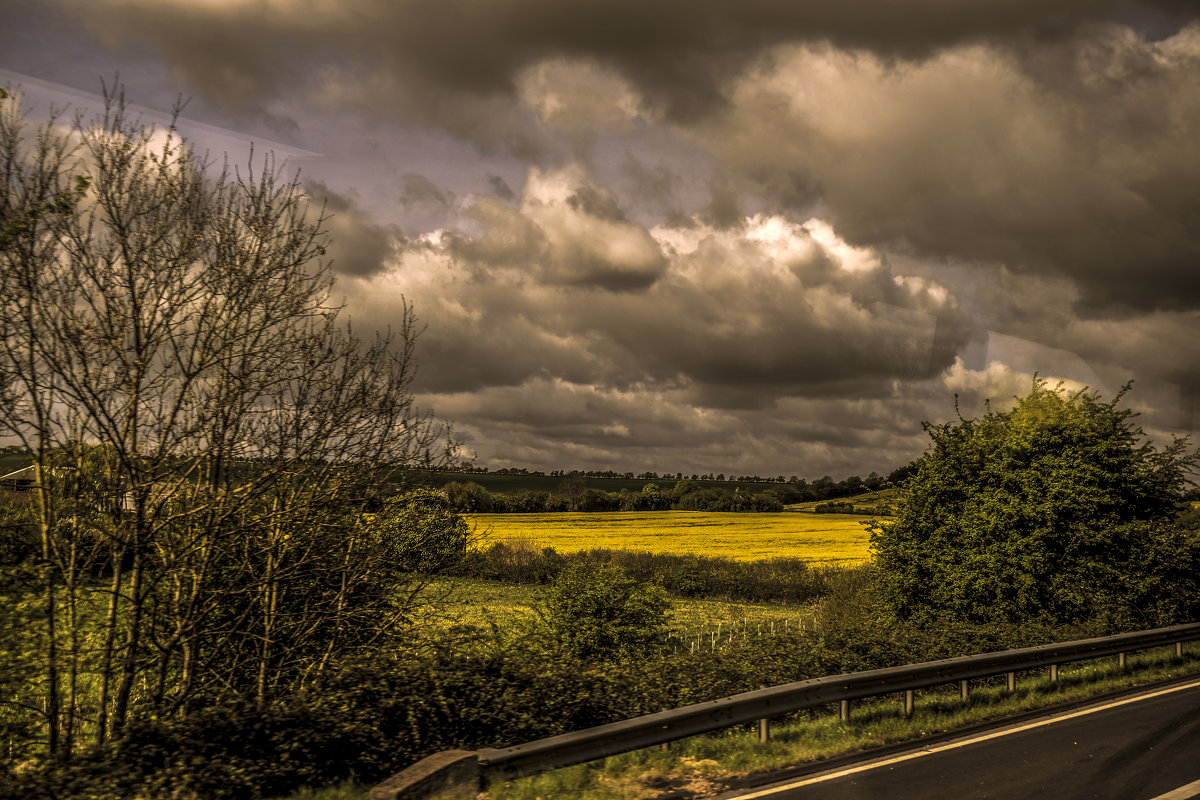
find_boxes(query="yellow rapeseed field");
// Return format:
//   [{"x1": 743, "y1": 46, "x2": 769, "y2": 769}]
[{"x1": 467, "y1": 511, "x2": 872, "y2": 564}]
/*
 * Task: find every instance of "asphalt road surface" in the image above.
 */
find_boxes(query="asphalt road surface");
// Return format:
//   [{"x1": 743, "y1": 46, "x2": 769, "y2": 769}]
[{"x1": 729, "y1": 678, "x2": 1200, "y2": 800}]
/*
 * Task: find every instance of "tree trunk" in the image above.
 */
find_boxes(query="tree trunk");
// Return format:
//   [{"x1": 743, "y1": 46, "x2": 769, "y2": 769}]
[
  {"x1": 94, "y1": 550, "x2": 124, "y2": 746},
  {"x1": 111, "y1": 550, "x2": 144, "y2": 734},
  {"x1": 34, "y1": 462, "x2": 60, "y2": 757}
]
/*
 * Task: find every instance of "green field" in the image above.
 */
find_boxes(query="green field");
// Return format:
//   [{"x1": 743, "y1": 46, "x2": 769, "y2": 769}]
[
  {"x1": 416, "y1": 578, "x2": 817, "y2": 643},
  {"x1": 785, "y1": 487, "x2": 897, "y2": 515},
  {"x1": 468, "y1": 510, "x2": 872, "y2": 564}
]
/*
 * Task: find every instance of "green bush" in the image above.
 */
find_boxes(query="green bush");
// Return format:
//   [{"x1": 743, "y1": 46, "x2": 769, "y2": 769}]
[
  {"x1": 373, "y1": 489, "x2": 471, "y2": 574},
  {"x1": 538, "y1": 563, "x2": 671, "y2": 662},
  {"x1": 872, "y1": 380, "x2": 1198, "y2": 627}
]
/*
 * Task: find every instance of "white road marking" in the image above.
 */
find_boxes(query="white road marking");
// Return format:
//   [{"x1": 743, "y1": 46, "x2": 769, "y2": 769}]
[
  {"x1": 1149, "y1": 778, "x2": 1200, "y2": 800},
  {"x1": 732, "y1": 678, "x2": 1200, "y2": 799}
]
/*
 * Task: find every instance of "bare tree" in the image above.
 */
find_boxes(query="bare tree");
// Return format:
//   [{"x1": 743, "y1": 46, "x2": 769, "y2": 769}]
[{"x1": 0, "y1": 84, "x2": 458, "y2": 757}]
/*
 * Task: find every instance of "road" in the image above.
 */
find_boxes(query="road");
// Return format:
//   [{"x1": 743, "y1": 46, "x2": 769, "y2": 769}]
[{"x1": 727, "y1": 678, "x2": 1200, "y2": 800}]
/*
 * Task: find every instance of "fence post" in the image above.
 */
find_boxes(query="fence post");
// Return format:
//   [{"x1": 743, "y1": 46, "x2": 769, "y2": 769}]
[
  {"x1": 840, "y1": 699, "x2": 850, "y2": 723},
  {"x1": 904, "y1": 690, "x2": 914, "y2": 716}
]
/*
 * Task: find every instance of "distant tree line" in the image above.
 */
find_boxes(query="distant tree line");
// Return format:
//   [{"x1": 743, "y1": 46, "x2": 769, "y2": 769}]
[
  {"x1": 440, "y1": 472, "x2": 889, "y2": 513},
  {"x1": 441, "y1": 477, "x2": 786, "y2": 513},
  {"x1": 443, "y1": 463, "x2": 889, "y2": 491}
]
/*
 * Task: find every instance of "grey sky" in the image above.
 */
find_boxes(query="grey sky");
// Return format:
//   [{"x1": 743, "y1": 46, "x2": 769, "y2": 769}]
[{"x1": 3, "y1": 0, "x2": 1197, "y2": 478}]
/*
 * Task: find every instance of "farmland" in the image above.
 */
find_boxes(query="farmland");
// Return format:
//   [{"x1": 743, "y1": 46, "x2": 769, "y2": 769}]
[
  {"x1": 416, "y1": 578, "x2": 817, "y2": 643},
  {"x1": 467, "y1": 510, "x2": 873, "y2": 564}
]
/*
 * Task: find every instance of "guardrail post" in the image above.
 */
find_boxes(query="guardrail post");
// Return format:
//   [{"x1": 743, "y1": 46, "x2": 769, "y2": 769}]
[
  {"x1": 1007, "y1": 671, "x2": 1016, "y2": 692},
  {"x1": 1049, "y1": 664, "x2": 1058, "y2": 683},
  {"x1": 1118, "y1": 652, "x2": 1127, "y2": 671},
  {"x1": 840, "y1": 699, "x2": 850, "y2": 723},
  {"x1": 1177, "y1": 642, "x2": 1184, "y2": 658},
  {"x1": 758, "y1": 686, "x2": 770, "y2": 742},
  {"x1": 904, "y1": 689, "x2": 914, "y2": 716},
  {"x1": 660, "y1": 708, "x2": 670, "y2": 751},
  {"x1": 959, "y1": 679, "x2": 969, "y2": 701}
]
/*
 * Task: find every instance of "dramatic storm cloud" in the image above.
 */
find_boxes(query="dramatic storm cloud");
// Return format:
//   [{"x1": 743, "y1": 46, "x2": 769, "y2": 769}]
[
  {"x1": 360, "y1": 166, "x2": 959, "y2": 393},
  {"x1": 701, "y1": 30, "x2": 1200, "y2": 310},
  {"x1": 3, "y1": 0, "x2": 1197, "y2": 476}
]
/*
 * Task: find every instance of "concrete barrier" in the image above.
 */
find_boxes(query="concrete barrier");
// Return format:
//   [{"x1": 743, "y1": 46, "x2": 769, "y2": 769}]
[{"x1": 369, "y1": 749, "x2": 480, "y2": 800}]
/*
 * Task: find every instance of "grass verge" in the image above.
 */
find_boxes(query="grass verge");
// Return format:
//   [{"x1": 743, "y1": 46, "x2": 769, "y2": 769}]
[
  {"x1": 270, "y1": 782, "x2": 365, "y2": 800},
  {"x1": 479, "y1": 645, "x2": 1200, "y2": 800}
]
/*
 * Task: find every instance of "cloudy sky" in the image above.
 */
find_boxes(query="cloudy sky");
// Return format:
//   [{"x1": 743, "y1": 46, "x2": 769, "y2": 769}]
[{"x1": 4, "y1": 0, "x2": 1199, "y2": 480}]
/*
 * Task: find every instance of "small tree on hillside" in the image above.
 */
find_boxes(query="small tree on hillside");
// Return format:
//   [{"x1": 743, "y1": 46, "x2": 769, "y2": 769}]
[{"x1": 871, "y1": 379, "x2": 1198, "y2": 628}]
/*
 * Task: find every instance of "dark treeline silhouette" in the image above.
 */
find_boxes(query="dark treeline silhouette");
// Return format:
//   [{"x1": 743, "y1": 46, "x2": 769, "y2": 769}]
[
  {"x1": 437, "y1": 472, "x2": 890, "y2": 513},
  {"x1": 444, "y1": 462, "x2": 888, "y2": 488},
  {"x1": 441, "y1": 477, "x2": 786, "y2": 513}
]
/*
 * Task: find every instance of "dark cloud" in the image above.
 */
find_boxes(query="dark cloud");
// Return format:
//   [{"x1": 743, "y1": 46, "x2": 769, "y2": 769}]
[
  {"x1": 700, "y1": 177, "x2": 744, "y2": 229},
  {"x1": 425, "y1": 376, "x2": 944, "y2": 477},
  {"x1": 566, "y1": 184, "x2": 626, "y2": 222},
  {"x1": 14, "y1": 0, "x2": 1199, "y2": 313},
  {"x1": 399, "y1": 173, "x2": 455, "y2": 211},
  {"x1": 32, "y1": 0, "x2": 1193, "y2": 133},
  {"x1": 487, "y1": 173, "x2": 516, "y2": 200},
  {"x1": 304, "y1": 180, "x2": 396, "y2": 278},
  {"x1": 451, "y1": 167, "x2": 669, "y2": 291},
  {"x1": 701, "y1": 27, "x2": 1200, "y2": 312},
  {"x1": 879, "y1": 257, "x2": 1200, "y2": 436},
  {"x1": 356, "y1": 168, "x2": 967, "y2": 412},
  {"x1": 6, "y1": 0, "x2": 1197, "y2": 476},
  {"x1": 618, "y1": 154, "x2": 682, "y2": 220}
]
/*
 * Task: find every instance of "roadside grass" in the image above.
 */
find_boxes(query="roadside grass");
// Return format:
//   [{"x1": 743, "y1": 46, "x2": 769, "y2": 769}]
[
  {"x1": 413, "y1": 578, "x2": 818, "y2": 641},
  {"x1": 270, "y1": 782, "x2": 365, "y2": 800},
  {"x1": 272, "y1": 646, "x2": 1200, "y2": 800},
  {"x1": 467, "y1": 511, "x2": 871, "y2": 564},
  {"x1": 479, "y1": 645, "x2": 1200, "y2": 800}
]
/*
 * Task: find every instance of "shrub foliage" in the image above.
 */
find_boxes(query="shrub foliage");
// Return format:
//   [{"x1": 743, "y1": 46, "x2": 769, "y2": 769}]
[{"x1": 871, "y1": 380, "x2": 1198, "y2": 627}]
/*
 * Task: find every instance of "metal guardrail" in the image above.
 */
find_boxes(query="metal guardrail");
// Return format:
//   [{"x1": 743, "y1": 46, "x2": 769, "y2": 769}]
[{"x1": 370, "y1": 621, "x2": 1200, "y2": 799}]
